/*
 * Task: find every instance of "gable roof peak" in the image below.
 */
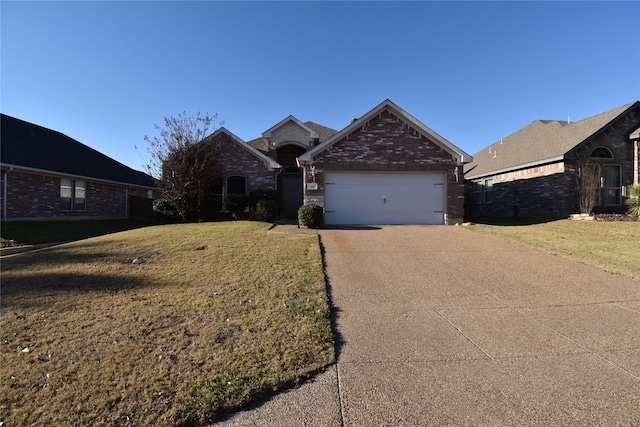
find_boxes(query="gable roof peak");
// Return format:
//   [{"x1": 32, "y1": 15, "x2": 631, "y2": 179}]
[
  {"x1": 262, "y1": 115, "x2": 320, "y2": 139},
  {"x1": 298, "y1": 99, "x2": 472, "y2": 165},
  {"x1": 209, "y1": 126, "x2": 281, "y2": 171}
]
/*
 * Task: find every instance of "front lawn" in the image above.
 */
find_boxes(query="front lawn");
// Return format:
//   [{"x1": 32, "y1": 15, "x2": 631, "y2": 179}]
[
  {"x1": 0, "y1": 221, "x2": 334, "y2": 426},
  {"x1": 468, "y1": 220, "x2": 640, "y2": 280}
]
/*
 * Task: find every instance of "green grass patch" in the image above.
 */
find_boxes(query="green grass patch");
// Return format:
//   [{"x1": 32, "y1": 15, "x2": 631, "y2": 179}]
[
  {"x1": 0, "y1": 221, "x2": 334, "y2": 426},
  {"x1": 468, "y1": 220, "x2": 640, "y2": 280},
  {"x1": 1, "y1": 219, "x2": 149, "y2": 247}
]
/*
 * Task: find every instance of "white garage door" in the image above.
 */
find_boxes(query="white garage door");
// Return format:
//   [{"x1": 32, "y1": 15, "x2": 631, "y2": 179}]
[{"x1": 324, "y1": 171, "x2": 445, "y2": 225}]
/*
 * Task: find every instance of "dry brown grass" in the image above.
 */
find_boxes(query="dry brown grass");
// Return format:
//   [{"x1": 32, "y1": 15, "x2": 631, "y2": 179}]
[
  {"x1": 1, "y1": 221, "x2": 334, "y2": 426},
  {"x1": 468, "y1": 220, "x2": 640, "y2": 280}
]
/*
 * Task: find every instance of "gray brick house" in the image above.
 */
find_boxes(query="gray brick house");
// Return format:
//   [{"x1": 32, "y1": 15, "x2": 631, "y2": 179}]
[
  {"x1": 464, "y1": 101, "x2": 640, "y2": 219},
  {"x1": 210, "y1": 99, "x2": 471, "y2": 224},
  {"x1": 1, "y1": 114, "x2": 157, "y2": 221}
]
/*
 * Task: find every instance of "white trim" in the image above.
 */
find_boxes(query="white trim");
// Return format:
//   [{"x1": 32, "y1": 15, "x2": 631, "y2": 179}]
[
  {"x1": 465, "y1": 156, "x2": 565, "y2": 180},
  {"x1": 298, "y1": 99, "x2": 472, "y2": 165},
  {"x1": 262, "y1": 115, "x2": 320, "y2": 139}
]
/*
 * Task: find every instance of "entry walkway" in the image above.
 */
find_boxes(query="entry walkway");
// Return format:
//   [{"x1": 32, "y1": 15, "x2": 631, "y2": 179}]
[{"x1": 218, "y1": 226, "x2": 640, "y2": 426}]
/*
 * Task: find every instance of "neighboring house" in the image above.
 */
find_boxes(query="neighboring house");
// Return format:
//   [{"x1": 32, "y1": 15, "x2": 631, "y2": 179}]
[
  {"x1": 1, "y1": 114, "x2": 156, "y2": 221},
  {"x1": 464, "y1": 101, "x2": 640, "y2": 218},
  {"x1": 204, "y1": 99, "x2": 472, "y2": 224}
]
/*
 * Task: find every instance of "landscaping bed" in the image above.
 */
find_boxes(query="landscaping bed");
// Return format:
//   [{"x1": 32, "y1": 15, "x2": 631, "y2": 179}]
[{"x1": 0, "y1": 221, "x2": 335, "y2": 426}]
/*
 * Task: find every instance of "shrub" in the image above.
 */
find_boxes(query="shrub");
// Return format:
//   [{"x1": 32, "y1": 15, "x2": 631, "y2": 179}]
[
  {"x1": 249, "y1": 189, "x2": 279, "y2": 208},
  {"x1": 225, "y1": 194, "x2": 249, "y2": 219},
  {"x1": 256, "y1": 199, "x2": 277, "y2": 222},
  {"x1": 626, "y1": 184, "x2": 640, "y2": 218},
  {"x1": 298, "y1": 204, "x2": 324, "y2": 228},
  {"x1": 152, "y1": 198, "x2": 179, "y2": 220}
]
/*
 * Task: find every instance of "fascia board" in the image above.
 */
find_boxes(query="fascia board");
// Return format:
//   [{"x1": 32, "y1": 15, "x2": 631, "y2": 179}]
[
  {"x1": 262, "y1": 115, "x2": 320, "y2": 139},
  {"x1": 213, "y1": 128, "x2": 281, "y2": 171},
  {"x1": 299, "y1": 99, "x2": 472, "y2": 164},
  {"x1": 1, "y1": 162, "x2": 157, "y2": 190},
  {"x1": 465, "y1": 155, "x2": 565, "y2": 180}
]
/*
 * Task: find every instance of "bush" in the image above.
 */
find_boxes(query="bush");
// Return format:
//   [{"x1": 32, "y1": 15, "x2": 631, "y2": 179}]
[
  {"x1": 152, "y1": 198, "x2": 179, "y2": 220},
  {"x1": 626, "y1": 184, "x2": 640, "y2": 218},
  {"x1": 298, "y1": 204, "x2": 324, "y2": 228},
  {"x1": 225, "y1": 194, "x2": 249, "y2": 219},
  {"x1": 249, "y1": 189, "x2": 279, "y2": 208},
  {"x1": 256, "y1": 199, "x2": 277, "y2": 222}
]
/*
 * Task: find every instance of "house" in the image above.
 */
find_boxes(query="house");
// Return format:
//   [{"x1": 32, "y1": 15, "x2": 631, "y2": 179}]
[
  {"x1": 210, "y1": 99, "x2": 472, "y2": 225},
  {"x1": 1, "y1": 114, "x2": 157, "y2": 221},
  {"x1": 464, "y1": 101, "x2": 640, "y2": 218}
]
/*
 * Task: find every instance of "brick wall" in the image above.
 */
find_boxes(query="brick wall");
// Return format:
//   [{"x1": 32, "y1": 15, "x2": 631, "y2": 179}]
[
  {"x1": 1, "y1": 169, "x2": 154, "y2": 221},
  {"x1": 473, "y1": 169, "x2": 576, "y2": 218},
  {"x1": 270, "y1": 122, "x2": 314, "y2": 148},
  {"x1": 471, "y1": 107, "x2": 640, "y2": 218},
  {"x1": 304, "y1": 109, "x2": 465, "y2": 223},
  {"x1": 214, "y1": 133, "x2": 277, "y2": 193}
]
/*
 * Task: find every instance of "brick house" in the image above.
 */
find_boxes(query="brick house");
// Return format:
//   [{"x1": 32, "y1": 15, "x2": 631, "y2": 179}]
[
  {"x1": 1, "y1": 114, "x2": 157, "y2": 221},
  {"x1": 464, "y1": 101, "x2": 640, "y2": 218},
  {"x1": 210, "y1": 99, "x2": 471, "y2": 224}
]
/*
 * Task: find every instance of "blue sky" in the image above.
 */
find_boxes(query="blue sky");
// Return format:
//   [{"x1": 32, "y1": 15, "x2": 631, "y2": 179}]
[{"x1": 2, "y1": 1, "x2": 639, "y2": 172}]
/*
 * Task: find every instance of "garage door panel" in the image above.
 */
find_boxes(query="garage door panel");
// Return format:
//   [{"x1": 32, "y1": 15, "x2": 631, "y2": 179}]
[{"x1": 324, "y1": 171, "x2": 445, "y2": 225}]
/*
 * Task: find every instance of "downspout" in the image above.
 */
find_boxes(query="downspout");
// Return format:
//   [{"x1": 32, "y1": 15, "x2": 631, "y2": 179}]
[
  {"x1": 125, "y1": 186, "x2": 129, "y2": 219},
  {"x1": 3, "y1": 166, "x2": 13, "y2": 221},
  {"x1": 635, "y1": 139, "x2": 639, "y2": 185}
]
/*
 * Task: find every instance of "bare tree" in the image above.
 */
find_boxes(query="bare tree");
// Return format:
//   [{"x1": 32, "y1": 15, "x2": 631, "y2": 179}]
[
  {"x1": 576, "y1": 163, "x2": 600, "y2": 214},
  {"x1": 142, "y1": 112, "x2": 222, "y2": 222}
]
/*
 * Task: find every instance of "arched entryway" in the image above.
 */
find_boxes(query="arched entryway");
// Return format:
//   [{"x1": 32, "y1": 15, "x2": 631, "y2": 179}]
[{"x1": 276, "y1": 144, "x2": 306, "y2": 218}]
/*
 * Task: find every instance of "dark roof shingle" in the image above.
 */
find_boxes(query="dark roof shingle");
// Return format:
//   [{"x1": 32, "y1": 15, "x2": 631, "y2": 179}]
[
  {"x1": 1, "y1": 114, "x2": 155, "y2": 187},
  {"x1": 465, "y1": 102, "x2": 639, "y2": 179}
]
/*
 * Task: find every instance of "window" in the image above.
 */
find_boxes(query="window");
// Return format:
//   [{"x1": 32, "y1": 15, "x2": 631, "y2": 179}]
[
  {"x1": 473, "y1": 179, "x2": 493, "y2": 204},
  {"x1": 60, "y1": 179, "x2": 86, "y2": 211},
  {"x1": 60, "y1": 179, "x2": 73, "y2": 210},
  {"x1": 474, "y1": 181, "x2": 484, "y2": 204},
  {"x1": 227, "y1": 176, "x2": 246, "y2": 195},
  {"x1": 484, "y1": 179, "x2": 494, "y2": 203},
  {"x1": 74, "y1": 181, "x2": 86, "y2": 211},
  {"x1": 591, "y1": 147, "x2": 613, "y2": 159}
]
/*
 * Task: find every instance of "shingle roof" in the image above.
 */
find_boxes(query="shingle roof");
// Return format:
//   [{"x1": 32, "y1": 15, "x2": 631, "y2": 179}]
[
  {"x1": 303, "y1": 121, "x2": 338, "y2": 142},
  {"x1": 246, "y1": 121, "x2": 338, "y2": 153},
  {"x1": 465, "y1": 102, "x2": 639, "y2": 179},
  {"x1": 246, "y1": 136, "x2": 269, "y2": 153},
  {"x1": 1, "y1": 114, "x2": 155, "y2": 187}
]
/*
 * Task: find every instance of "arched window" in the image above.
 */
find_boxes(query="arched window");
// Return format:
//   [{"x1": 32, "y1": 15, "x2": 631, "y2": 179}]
[
  {"x1": 227, "y1": 176, "x2": 246, "y2": 195},
  {"x1": 590, "y1": 147, "x2": 613, "y2": 158}
]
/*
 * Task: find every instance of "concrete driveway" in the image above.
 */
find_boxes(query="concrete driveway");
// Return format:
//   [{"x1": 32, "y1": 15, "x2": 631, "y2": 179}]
[{"x1": 218, "y1": 225, "x2": 640, "y2": 426}]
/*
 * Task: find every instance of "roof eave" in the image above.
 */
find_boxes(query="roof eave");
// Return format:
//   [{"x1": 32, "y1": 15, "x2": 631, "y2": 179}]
[
  {"x1": 300, "y1": 99, "x2": 472, "y2": 164},
  {"x1": 262, "y1": 115, "x2": 320, "y2": 139},
  {"x1": 212, "y1": 128, "x2": 282, "y2": 171},
  {"x1": 465, "y1": 155, "x2": 566, "y2": 180},
  {"x1": 1, "y1": 162, "x2": 157, "y2": 189}
]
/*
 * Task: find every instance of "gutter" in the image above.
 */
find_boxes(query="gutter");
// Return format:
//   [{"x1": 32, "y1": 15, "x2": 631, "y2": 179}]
[
  {"x1": 465, "y1": 155, "x2": 565, "y2": 180},
  {"x1": 0, "y1": 163, "x2": 156, "y2": 191}
]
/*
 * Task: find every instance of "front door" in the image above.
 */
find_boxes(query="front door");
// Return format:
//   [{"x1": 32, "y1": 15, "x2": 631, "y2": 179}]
[{"x1": 282, "y1": 174, "x2": 303, "y2": 219}]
